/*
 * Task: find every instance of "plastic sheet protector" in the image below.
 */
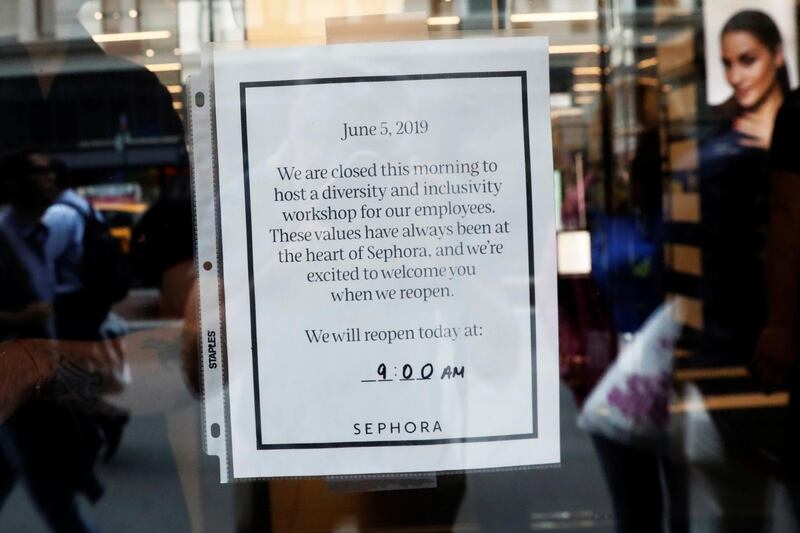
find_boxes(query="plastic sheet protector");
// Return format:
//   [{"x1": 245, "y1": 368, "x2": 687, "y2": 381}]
[{"x1": 189, "y1": 37, "x2": 559, "y2": 481}]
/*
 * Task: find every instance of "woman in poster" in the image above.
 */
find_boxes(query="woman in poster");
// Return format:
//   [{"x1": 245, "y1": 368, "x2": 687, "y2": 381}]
[
  {"x1": 718, "y1": 10, "x2": 789, "y2": 147},
  {"x1": 697, "y1": 10, "x2": 792, "y2": 530},
  {"x1": 700, "y1": 9, "x2": 789, "y2": 367}
]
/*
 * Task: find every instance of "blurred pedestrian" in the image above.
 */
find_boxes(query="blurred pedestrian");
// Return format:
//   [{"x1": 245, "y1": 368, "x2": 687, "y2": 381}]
[
  {"x1": 752, "y1": 87, "x2": 800, "y2": 516},
  {"x1": 0, "y1": 151, "x2": 103, "y2": 533}
]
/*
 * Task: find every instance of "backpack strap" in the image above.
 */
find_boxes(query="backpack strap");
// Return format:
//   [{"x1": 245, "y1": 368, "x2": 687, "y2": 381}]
[{"x1": 54, "y1": 199, "x2": 92, "y2": 221}]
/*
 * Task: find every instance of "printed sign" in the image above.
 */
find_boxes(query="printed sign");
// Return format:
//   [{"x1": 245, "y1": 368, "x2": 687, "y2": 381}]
[{"x1": 195, "y1": 37, "x2": 559, "y2": 479}]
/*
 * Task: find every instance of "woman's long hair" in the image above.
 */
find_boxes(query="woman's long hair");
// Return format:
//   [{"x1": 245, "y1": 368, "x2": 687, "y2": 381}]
[{"x1": 721, "y1": 10, "x2": 791, "y2": 101}]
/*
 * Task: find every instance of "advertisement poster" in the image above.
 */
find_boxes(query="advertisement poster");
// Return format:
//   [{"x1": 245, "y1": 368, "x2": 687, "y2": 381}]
[
  {"x1": 197, "y1": 37, "x2": 559, "y2": 479},
  {"x1": 703, "y1": 0, "x2": 798, "y2": 105}
]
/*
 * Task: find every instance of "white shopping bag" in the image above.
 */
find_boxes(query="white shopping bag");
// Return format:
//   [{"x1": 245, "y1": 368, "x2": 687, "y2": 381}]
[{"x1": 578, "y1": 303, "x2": 680, "y2": 453}]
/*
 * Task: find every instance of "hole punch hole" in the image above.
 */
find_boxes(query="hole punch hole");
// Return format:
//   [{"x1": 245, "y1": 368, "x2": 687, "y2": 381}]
[
  {"x1": 203, "y1": 261, "x2": 213, "y2": 271},
  {"x1": 195, "y1": 92, "x2": 205, "y2": 107},
  {"x1": 211, "y1": 423, "x2": 221, "y2": 438}
]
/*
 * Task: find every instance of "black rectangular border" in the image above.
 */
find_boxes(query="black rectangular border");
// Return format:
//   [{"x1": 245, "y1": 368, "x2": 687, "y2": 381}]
[{"x1": 238, "y1": 72, "x2": 537, "y2": 450}]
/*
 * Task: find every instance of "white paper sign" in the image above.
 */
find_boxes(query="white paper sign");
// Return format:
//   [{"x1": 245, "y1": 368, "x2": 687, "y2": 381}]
[{"x1": 200, "y1": 37, "x2": 559, "y2": 479}]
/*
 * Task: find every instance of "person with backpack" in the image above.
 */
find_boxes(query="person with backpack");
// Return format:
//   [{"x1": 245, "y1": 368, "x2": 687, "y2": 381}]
[
  {"x1": 44, "y1": 162, "x2": 131, "y2": 341},
  {"x1": 43, "y1": 162, "x2": 132, "y2": 462}
]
